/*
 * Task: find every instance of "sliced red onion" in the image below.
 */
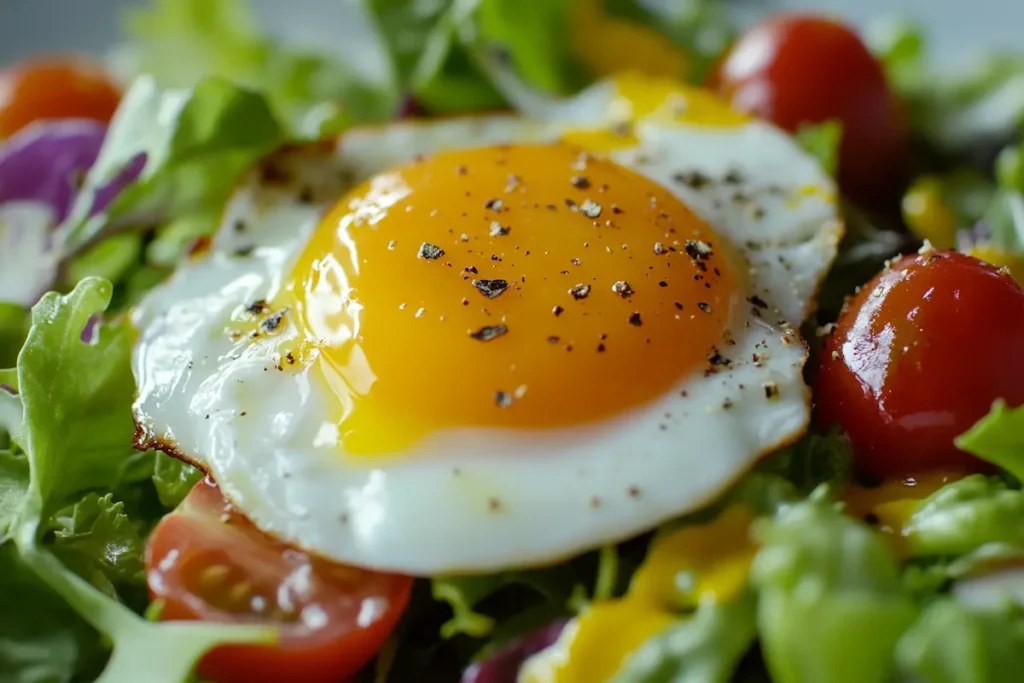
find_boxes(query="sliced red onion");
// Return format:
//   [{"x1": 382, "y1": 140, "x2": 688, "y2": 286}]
[
  {"x1": 0, "y1": 201, "x2": 60, "y2": 306},
  {"x1": 0, "y1": 119, "x2": 143, "y2": 305},
  {"x1": 461, "y1": 620, "x2": 568, "y2": 683}
]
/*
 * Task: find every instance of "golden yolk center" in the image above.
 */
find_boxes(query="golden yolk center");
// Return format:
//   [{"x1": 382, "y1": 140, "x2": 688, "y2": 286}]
[{"x1": 284, "y1": 144, "x2": 740, "y2": 454}]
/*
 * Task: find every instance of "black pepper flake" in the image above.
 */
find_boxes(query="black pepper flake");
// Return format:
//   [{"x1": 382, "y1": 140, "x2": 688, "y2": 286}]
[
  {"x1": 553, "y1": 305, "x2": 565, "y2": 316},
  {"x1": 298, "y1": 186, "x2": 315, "y2": 204},
  {"x1": 471, "y1": 324, "x2": 508, "y2": 341},
  {"x1": 763, "y1": 382, "x2": 780, "y2": 399},
  {"x1": 564, "y1": 198, "x2": 578, "y2": 211},
  {"x1": 597, "y1": 343, "x2": 606, "y2": 352},
  {"x1": 485, "y1": 198, "x2": 504, "y2": 211},
  {"x1": 285, "y1": 352, "x2": 296, "y2": 365},
  {"x1": 611, "y1": 204, "x2": 623, "y2": 214},
  {"x1": 684, "y1": 240, "x2": 713, "y2": 271},
  {"x1": 464, "y1": 265, "x2": 479, "y2": 275},
  {"x1": 233, "y1": 245, "x2": 255, "y2": 257},
  {"x1": 261, "y1": 308, "x2": 288, "y2": 333},
  {"x1": 580, "y1": 199, "x2": 602, "y2": 218},
  {"x1": 722, "y1": 399, "x2": 734, "y2": 410},
  {"x1": 419, "y1": 242, "x2": 444, "y2": 260},
  {"x1": 571, "y1": 175, "x2": 591, "y2": 189},
  {"x1": 490, "y1": 221, "x2": 510, "y2": 237},
  {"x1": 748, "y1": 295, "x2": 769, "y2": 309},
  {"x1": 708, "y1": 349, "x2": 731, "y2": 366},
  {"x1": 612, "y1": 280, "x2": 634, "y2": 298},
  {"x1": 547, "y1": 335, "x2": 561, "y2": 344},
  {"x1": 491, "y1": 255, "x2": 502, "y2": 261},
  {"x1": 658, "y1": 280, "x2": 668, "y2": 288},
  {"x1": 247, "y1": 300, "x2": 269, "y2": 315},
  {"x1": 472, "y1": 279, "x2": 510, "y2": 299},
  {"x1": 233, "y1": 219, "x2": 247, "y2": 233},
  {"x1": 673, "y1": 170, "x2": 710, "y2": 189},
  {"x1": 724, "y1": 169, "x2": 744, "y2": 184},
  {"x1": 674, "y1": 302, "x2": 684, "y2": 310},
  {"x1": 628, "y1": 312, "x2": 643, "y2": 326},
  {"x1": 495, "y1": 391, "x2": 515, "y2": 408},
  {"x1": 627, "y1": 485, "x2": 641, "y2": 498},
  {"x1": 569, "y1": 284, "x2": 591, "y2": 300},
  {"x1": 570, "y1": 257, "x2": 582, "y2": 266},
  {"x1": 456, "y1": 165, "x2": 468, "y2": 175},
  {"x1": 698, "y1": 302, "x2": 712, "y2": 314}
]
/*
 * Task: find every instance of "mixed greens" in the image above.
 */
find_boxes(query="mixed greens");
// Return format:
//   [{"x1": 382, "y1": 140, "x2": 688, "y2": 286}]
[{"x1": 4, "y1": 1, "x2": 1024, "y2": 682}]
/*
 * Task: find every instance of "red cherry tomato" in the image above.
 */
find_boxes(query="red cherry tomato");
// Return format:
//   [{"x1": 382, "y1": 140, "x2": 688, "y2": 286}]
[
  {"x1": 145, "y1": 477, "x2": 414, "y2": 683},
  {"x1": 0, "y1": 57, "x2": 121, "y2": 138},
  {"x1": 816, "y1": 250, "x2": 1024, "y2": 477},
  {"x1": 711, "y1": 14, "x2": 908, "y2": 203}
]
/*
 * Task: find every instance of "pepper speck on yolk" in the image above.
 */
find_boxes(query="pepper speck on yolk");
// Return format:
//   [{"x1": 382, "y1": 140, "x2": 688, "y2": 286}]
[{"x1": 283, "y1": 144, "x2": 740, "y2": 454}]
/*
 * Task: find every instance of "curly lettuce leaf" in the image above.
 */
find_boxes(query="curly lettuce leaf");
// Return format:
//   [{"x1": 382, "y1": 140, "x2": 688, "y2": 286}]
[
  {"x1": 0, "y1": 278, "x2": 274, "y2": 683},
  {"x1": 121, "y1": 0, "x2": 399, "y2": 133},
  {"x1": 751, "y1": 493, "x2": 917, "y2": 683},
  {"x1": 611, "y1": 594, "x2": 757, "y2": 683},
  {"x1": 896, "y1": 599, "x2": 1024, "y2": 683},
  {"x1": 903, "y1": 475, "x2": 1024, "y2": 556},
  {"x1": 59, "y1": 76, "x2": 286, "y2": 257},
  {"x1": 957, "y1": 400, "x2": 1024, "y2": 482}
]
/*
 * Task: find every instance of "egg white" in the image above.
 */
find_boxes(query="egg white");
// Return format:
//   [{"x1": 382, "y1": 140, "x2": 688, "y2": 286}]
[{"x1": 133, "y1": 81, "x2": 840, "y2": 574}]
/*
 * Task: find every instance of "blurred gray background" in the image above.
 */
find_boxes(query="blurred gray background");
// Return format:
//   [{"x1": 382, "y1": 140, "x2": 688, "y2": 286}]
[{"x1": 0, "y1": 0, "x2": 1022, "y2": 68}]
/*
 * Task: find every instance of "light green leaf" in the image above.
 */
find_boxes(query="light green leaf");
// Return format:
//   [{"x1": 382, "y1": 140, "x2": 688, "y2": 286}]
[
  {"x1": 796, "y1": 121, "x2": 843, "y2": 177},
  {"x1": 14, "y1": 278, "x2": 136, "y2": 521},
  {"x1": 751, "y1": 494, "x2": 917, "y2": 683},
  {"x1": 896, "y1": 599, "x2": 1024, "y2": 683},
  {"x1": 0, "y1": 451, "x2": 28, "y2": 537},
  {"x1": 152, "y1": 453, "x2": 203, "y2": 509},
  {"x1": 0, "y1": 303, "x2": 30, "y2": 369},
  {"x1": 65, "y1": 234, "x2": 143, "y2": 286},
  {"x1": 612, "y1": 594, "x2": 757, "y2": 683},
  {"x1": 903, "y1": 475, "x2": 1024, "y2": 556},
  {"x1": 957, "y1": 400, "x2": 1024, "y2": 482},
  {"x1": 50, "y1": 493, "x2": 145, "y2": 587},
  {"x1": 59, "y1": 76, "x2": 286, "y2": 255}
]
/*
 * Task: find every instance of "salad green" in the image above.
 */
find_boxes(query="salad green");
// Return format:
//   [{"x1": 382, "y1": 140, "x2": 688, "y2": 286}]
[{"x1": 4, "y1": 0, "x2": 1024, "y2": 681}]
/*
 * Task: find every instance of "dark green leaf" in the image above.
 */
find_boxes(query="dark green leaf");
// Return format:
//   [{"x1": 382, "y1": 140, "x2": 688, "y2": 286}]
[{"x1": 152, "y1": 453, "x2": 203, "y2": 509}]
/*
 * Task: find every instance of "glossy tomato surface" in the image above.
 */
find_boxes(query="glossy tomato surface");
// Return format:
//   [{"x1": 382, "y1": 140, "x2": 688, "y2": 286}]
[
  {"x1": 816, "y1": 250, "x2": 1024, "y2": 476},
  {"x1": 712, "y1": 14, "x2": 908, "y2": 203},
  {"x1": 145, "y1": 477, "x2": 414, "y2": 683},
  {"x1": 0, "y1": 57, "x2": 121, "y2": 138}
]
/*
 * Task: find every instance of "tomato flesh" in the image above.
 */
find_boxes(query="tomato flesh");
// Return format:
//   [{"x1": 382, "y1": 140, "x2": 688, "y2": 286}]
[
  {"x1": 711, "y1": 14, "x2": 908, "y2": 203},
  {"x1": 0, "y1": 57, "x2": 121, "y2": 138},
  {"x1": 816, "y1": 250, "x2": 1024, "y2": 477},
  {"x1": 145, "y1": 477, "x2": 414, "y2": 683}
]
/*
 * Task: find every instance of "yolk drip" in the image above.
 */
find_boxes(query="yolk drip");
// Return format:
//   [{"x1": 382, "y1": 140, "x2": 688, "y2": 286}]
[
  {"x1": 519, "y1": 506, "x2": 756, "y2": 683},
  {"x1": 283, "y1": 143, "x2": 740, "y2": 454},
  {"x1": 842, "y1": 470, "x2": 966, "y2": 553},
  {"x1": 563, "y1": 72, "x2": 749, "y2": 152}
]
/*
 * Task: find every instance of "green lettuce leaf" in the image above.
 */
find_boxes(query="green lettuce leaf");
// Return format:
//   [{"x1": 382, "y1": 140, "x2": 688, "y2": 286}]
[
  {"x1": 751, "y1": 492, "x2": 918, "y2": 683},
  {"x1": 152, "y1": 453, "x2": 203, "y2": 509},
  {"x1": 121, "y1": 0, "x2": 399, "y2": 133},
  {"x1": 796, "y1": 121, "x2": 843, "y2": 177},
  {"x1": 49, "y1": 492, "x2": 146, "y2": 589},
  {"x1": 903, "y1": 475, "x2": 1024, "y2": 556},
  {"x1": 611, "y1": 594, "x2": 757, "y2": 683},
  {"x1": 957, "y1": 400, "x2": 1024, "y2": 482},
  {"x1": 1, "y1": 278, "x2": 274, "y2": 683},
  {"x1": 896, "y1": 599, "x2": 1024, "y2": 683},
  {"x1": 59, "y1": 76, "x2": 286, "y2": 257},
  {"x1": 0, "y1": 303, "x2": 29, "y2": 369}
]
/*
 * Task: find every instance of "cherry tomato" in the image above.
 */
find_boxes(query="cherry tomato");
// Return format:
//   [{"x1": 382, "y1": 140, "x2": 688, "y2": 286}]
[
  {"x1": 816, "y1": 250, "x2": 1024, "y2": 476},
  {"x1": 0, "y1": 57, "x2": 121, "y2": 138},
  {"x1": 711, "y1": 14, "x2": 908, "y2": 203},
  {"x1": 145, "y1": 477, "x2": 414, "y2": 683}
]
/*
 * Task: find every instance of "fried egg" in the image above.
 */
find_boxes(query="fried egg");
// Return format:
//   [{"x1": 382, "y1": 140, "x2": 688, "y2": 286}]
[{"x1": 132, "y1": 75, "x2": 842, "y2": 574}]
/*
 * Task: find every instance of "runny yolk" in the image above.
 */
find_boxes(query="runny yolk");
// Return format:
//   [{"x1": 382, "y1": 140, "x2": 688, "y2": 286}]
[
  {"x1": 842, "y1": 470, "x2": 966, "y2": 554},
  {"x1": 519, "y1": 506, "x2": 756, "y2": 683},
  {"x1": 283, "y1": 143, "x2": 741, "y2": 455}
]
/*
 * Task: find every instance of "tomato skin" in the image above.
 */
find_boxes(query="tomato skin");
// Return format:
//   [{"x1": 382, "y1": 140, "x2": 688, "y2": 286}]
[
  {"x1": 712, "y1": 14, "x2": 908, "y2": 203},
  {"x1": 146, "y1": 478, "x2": 414, "y2": 683},
  {"x1": 0, "y1": 57, "x2": 121, "y2": 138},
  {"x1": 816, "y1": 250, "x2": 1024, "y2": 477}
]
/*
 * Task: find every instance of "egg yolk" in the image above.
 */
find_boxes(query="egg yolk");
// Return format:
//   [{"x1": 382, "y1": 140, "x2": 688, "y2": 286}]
[
  {"x1": 283, "y1": 143, "x2": 741, "y2": 454},
  {"x1": 519, "y1": 506, "x2": 756, "y2": 683}
]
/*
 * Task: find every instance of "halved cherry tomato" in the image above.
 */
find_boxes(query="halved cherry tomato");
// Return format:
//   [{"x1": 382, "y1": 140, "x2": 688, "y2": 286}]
[
  {"x1": 145, "y1": 477, "x2": 414, "y2": 683},
  {"x1": 816, "y1": 250, "x2": 1024, "y2": 477},
  {"x1": 711, "y1": 14, "x2": 908, "y2": 203},
  {"x1": 0, "y1": 57, "x2": 121, "y2": 138}
]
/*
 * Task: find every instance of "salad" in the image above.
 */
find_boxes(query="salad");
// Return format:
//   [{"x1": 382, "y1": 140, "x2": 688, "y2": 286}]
[{"x1": 3, "y1": 1, "x2": 1024, "y2": 682}]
